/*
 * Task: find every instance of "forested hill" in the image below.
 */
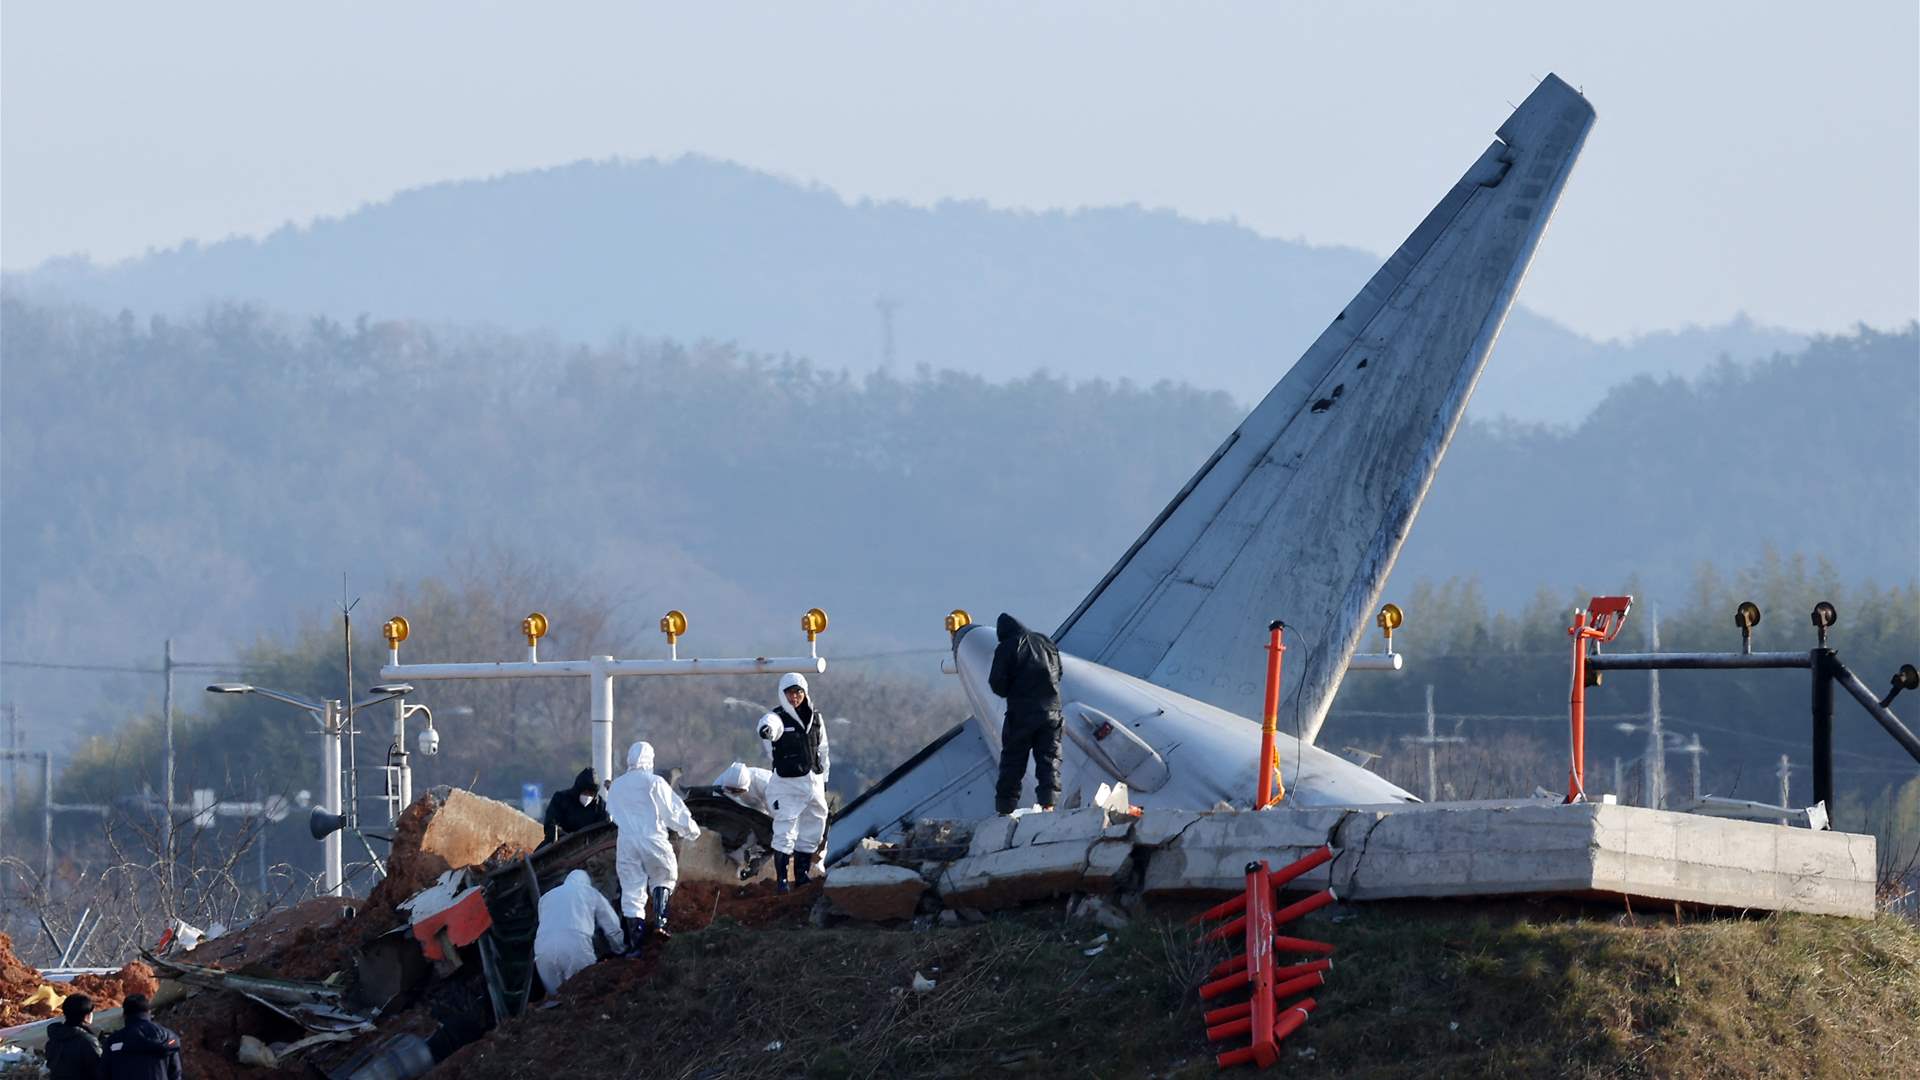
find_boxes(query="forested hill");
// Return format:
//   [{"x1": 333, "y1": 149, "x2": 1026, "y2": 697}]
[
  {"x1": 0, "y1": 295, "x2": 1910, "y2": 747},
  {"x1": 4, "y1": 157, "x2": 1808, "y2": 424}
]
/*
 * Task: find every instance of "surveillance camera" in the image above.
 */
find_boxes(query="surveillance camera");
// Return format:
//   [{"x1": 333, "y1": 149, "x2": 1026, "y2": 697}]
[{"x1": 418, "y1": 728, "x2": 441, "y2": 756}]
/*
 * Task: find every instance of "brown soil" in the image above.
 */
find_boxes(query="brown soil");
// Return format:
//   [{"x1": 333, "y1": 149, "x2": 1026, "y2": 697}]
[
  {"x1": 0, "y1": 932, "x2": 160, "y2": 1026},
  {"x1": 177, "y1": 896, "x2": 364, "y2": 980},
  {"x1": 670, "y1": 877, "x2": 821, "y2": 933},
  {"x1": 361, "y1": 792, "x2": 453, "y2": 930}
]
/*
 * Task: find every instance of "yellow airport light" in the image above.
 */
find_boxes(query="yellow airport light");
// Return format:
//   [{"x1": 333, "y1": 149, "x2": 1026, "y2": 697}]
[
  {"x1": 944, "y1": 609, "x2": 973, "y2": 633},
  {"x1": 522, "y1": 612, "x2": 549, "y2": 647},
  {"x1": 382, "y1": 616, "x2": 410, "y2": 648},
  {"x1": 660, "y1": 609, "x2": 688, "y2": 646},
  {"x1": 802, "y1": 608, "x2": 830, "y2": 644}
]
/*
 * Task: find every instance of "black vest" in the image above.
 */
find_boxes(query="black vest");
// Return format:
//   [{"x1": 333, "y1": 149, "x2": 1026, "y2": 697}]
[{"x1": 770, "y1": 702, "x2": 824, "y2": 778}]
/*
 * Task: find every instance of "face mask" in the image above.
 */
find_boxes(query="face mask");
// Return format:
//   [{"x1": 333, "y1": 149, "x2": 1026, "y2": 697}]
[{"x1": 579, "y1": 794, "x2": 594, "y2": 807}]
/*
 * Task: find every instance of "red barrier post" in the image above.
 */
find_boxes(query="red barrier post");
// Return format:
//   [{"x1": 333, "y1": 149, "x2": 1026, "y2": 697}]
[
  {"x1": 1245, "y1": 860, "x2": 1276, "y2": 1063},
  {"x1": 1257, "y1": 621, "x2": 1287, "y2": 807},
  {"x1": 1565, "y1": 596, "x2": 1632, "y2": 803}
]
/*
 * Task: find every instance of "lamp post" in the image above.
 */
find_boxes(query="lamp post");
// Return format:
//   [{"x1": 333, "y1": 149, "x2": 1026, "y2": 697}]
[{"x1": 205, "y1": 681, "x2": 411, "y2": 897}]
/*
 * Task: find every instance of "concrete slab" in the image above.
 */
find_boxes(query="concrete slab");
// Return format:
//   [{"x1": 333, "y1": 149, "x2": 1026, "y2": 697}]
[
  {"x1": 939, "y1": 839, "x2": 1106, "y2": 909},
  {"x1": 418, "y1": 789, "x2": 544, "y2": 870},
  {"x1": 1309, "y1": 803, "x2": 1872, "y2": 917},
  {"x1": 826, "y1": 864, "x2": 928, "y2": 921},
  {"x1": 929, "y1": 801, "x2": 1876, "y2": 918}
]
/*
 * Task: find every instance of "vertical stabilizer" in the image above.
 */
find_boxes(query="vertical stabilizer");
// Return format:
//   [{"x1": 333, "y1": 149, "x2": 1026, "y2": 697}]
[{"x1": 1054, "y1": 75, "x2": 1594, "y2": 744}]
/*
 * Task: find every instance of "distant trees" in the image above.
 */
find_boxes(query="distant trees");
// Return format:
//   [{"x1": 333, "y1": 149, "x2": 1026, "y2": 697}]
[
  {"x1": 1, "y1": 296, "x2": 1913, "y2": 873},
  {"x1": 1329, "y1": 555, "x2": 1919, "y2": 848}
]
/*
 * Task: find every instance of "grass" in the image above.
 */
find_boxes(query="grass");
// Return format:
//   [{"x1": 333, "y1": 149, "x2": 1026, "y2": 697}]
[{"x1": 436, "y1": 900, "x2": 1920, "y2": 1080}]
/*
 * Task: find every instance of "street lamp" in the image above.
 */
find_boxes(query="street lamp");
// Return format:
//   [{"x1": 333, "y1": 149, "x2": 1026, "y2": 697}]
[{"x1": 205, "y1": 681, "x2": 411, "y2": 897}]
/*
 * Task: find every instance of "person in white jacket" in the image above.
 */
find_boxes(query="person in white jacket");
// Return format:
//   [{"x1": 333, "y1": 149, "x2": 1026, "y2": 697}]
[
  {"x1": 757, "y1": 672, "x2": 830, "y2": 892},
  {"x1": 533, "y1": 869, "x2": 624, "y2": 992},
  {"x1": 714, "y1": 761, "x2": 773, "y2": 814},
  {"x1": 605, "y1": 740, "x2": 700, "y2": 953}
]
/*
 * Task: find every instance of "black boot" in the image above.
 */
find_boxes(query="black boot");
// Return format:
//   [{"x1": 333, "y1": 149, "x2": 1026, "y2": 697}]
[
  {"x1": 773, "y1": 851, "x2": 791, "y2": 893},
  {"x1": 619, "y1": 916, "x2": 646, "y2": 958},
  {"x1": 650, "y1": 886, "x2": 673, "y2": 939},
  {"x1": 793, "y1": 851, "x2": 814, "y2": 888}
]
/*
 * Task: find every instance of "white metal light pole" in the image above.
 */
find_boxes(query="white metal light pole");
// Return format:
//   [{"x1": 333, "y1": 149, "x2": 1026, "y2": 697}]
[
  {"x1": 320, "y1": 699, "x2": 343, "y2": 894},
  {"x1": 206, "y1": 682, "x2": 411, "y2": 897}
]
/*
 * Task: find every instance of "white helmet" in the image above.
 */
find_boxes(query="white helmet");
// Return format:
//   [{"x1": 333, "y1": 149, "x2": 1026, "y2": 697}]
[{"x1": 758, "y1": 714, "x2": 785, "y2": 742}]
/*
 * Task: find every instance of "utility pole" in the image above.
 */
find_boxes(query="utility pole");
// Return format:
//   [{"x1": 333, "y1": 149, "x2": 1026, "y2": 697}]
[
  {"x1": 162, "y1": 638, "x2": 176, "y2": 890},
  {"x1": 1399, "y1": 685, "x2": 1464, "y2": 802},
  {"x1": 1682, "y1": 733, "x2": 1706, "y2": 802},
  {"x1": 1776, "y1": 755, "x2": 1791, "y2": 827},
  {"x1": 875, "y1": 296, "x2": 901, "y2": 369},
  {"x1": 1645, "y1": 609, "x2": 1666, "y2": 809},
  {"x1": 1612, "y1": 756, "x2": 1623, "y2": 801},
  {"x1": 2, "y1": 704, "x2": 15, "y2": 843}
]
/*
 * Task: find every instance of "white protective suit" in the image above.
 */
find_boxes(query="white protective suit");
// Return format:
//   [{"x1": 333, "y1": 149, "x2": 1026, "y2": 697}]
[
  {"x1": 605, "y1": 741, "x2": 701, "y2": 919},
  {"x1": 533, "y1": 869, "x2": 624, "y2": 992},
  {"x1": 714, "y1": 761, "x2": 772, "y2": 814},
  {"x1": 760, "y1": 672, "x2": 831, "y2": 855}
]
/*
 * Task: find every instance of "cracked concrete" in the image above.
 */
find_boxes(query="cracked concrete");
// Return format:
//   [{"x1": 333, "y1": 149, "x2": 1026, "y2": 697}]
[{"x1": 924, "y1": 801, "x2": 1878, "y2": 918}]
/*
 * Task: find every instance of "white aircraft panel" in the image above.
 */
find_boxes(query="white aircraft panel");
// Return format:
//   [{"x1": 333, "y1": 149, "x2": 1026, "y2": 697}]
[{"x1": 1055, "y1": 75, "x2": 1594, "y2": 745}]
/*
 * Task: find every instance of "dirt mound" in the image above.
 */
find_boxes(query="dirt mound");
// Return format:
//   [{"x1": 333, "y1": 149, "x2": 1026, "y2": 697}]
[
  {"x1": 365, "y1": 792, "x2": 452, "y2": 918},
  {"x1": 64, "y1": 961, "x2": 160, "y2": 1007},
  {"x1": 0, "y1": 931, "x2": 49, "y2": 1025},
  {"x1": 671, "y1": 878, "x2": 821, "y2": 933},
  {"x1": 177, "y1": 897, "x2": 361, "y2": 980},
  {"x1": 0, "y1": 932, "x2": 160, "y2": 1026}
]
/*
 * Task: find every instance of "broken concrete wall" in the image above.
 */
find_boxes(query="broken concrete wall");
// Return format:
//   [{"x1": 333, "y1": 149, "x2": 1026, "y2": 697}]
[{"x1": 914, "y1": 802, "x2": 1878, "y2": 919}]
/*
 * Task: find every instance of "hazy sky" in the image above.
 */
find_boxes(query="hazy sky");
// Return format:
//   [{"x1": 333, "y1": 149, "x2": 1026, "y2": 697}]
[{"x1": 2, "y1": 1, "x2": 1915, "y2": 340}]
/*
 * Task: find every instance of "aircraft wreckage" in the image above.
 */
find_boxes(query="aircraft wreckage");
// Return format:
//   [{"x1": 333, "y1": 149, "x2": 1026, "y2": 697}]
[{"x1": 830, "y1": 73, "x2": 1596, "y2": 859}]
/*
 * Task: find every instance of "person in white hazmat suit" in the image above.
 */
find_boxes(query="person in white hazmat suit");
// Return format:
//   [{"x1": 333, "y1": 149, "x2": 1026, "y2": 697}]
[
  {"x1": 533, "y1": 869, "x2": 624, "y2": 992},
  {"x1": 758, "y1": 672, "x2": 830, "y2": 892},
  {"x1": 605, "y1": 740, "x2": 700, "y2": 953},
  {"x1": 714, "y1": 761, "x2": 772, "y2": 814}
]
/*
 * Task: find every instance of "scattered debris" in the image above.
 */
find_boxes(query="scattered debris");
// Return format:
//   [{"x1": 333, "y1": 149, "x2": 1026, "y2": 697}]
[
  {"x1": 910, "y1": 972, "x2": 936, "y2": 993},
  {"x1": 237, "y1": 1034, "x2": 276, "y2": 1067}
]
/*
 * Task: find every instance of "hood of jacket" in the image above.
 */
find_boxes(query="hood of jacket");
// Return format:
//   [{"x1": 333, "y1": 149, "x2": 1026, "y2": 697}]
[
  {"x1": 564, "y1": 868, "x2": 591, "y2": 890},
  {"x1": 569, "y1": 768, "x2": 598, "y2": 794},
  {"x1": 626, "y1": 741, "x2": 654, "y2": 772},
  {"x1": 776, "y1": 672, "x2": 812, "y2": 723}
]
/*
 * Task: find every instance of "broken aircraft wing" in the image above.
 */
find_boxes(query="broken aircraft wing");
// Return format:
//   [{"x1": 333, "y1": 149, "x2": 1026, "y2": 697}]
[
  {"x1": 1054, "y1": 73, "x2": 1593, "y2": 744},
  {"x1": 831, "y1": 75, "x2": 1593, "y2": 857}
]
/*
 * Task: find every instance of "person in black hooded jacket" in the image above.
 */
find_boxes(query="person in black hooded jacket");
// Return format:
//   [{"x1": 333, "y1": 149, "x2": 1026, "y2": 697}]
[
  {"x1": 988, "y1": 612, "x2": 1065, "y2": 815},
  {"x1": 542, "y1": 767, "x2": 610, "y2": 846},
  {"x1": 43, "y1": 993, "x2": 101, "y2": 1080},
  {"x1": 98, "y1": 994, "x2": 182, "y2": 1080}
]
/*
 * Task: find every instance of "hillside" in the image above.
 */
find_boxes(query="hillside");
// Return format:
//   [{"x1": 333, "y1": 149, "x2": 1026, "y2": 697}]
[
  {"x1": 4, "y1": 157, "x2": 1809, "y2": 423},
  {"x1": 1, "y1": 299, "x2": 1911, "y2": 812},
  {"x1": 436, "y1": 903, "x2": 1920, "y2": 1080}
]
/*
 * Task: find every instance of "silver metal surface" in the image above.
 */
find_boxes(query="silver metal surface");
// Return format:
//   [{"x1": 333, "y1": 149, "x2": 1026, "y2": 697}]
[
  {"x1": 830, "y1": 75, "x2": 1593, "y2": 854},
  {"x1": 1055, "y1": 75, "x2": 1594, "y2": 746}
]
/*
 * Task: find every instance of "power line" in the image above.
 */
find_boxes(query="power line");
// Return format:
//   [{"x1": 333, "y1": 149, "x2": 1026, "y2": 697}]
[{"x1": 1, "y1": 658, "x2": 266, "y2": 675}]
